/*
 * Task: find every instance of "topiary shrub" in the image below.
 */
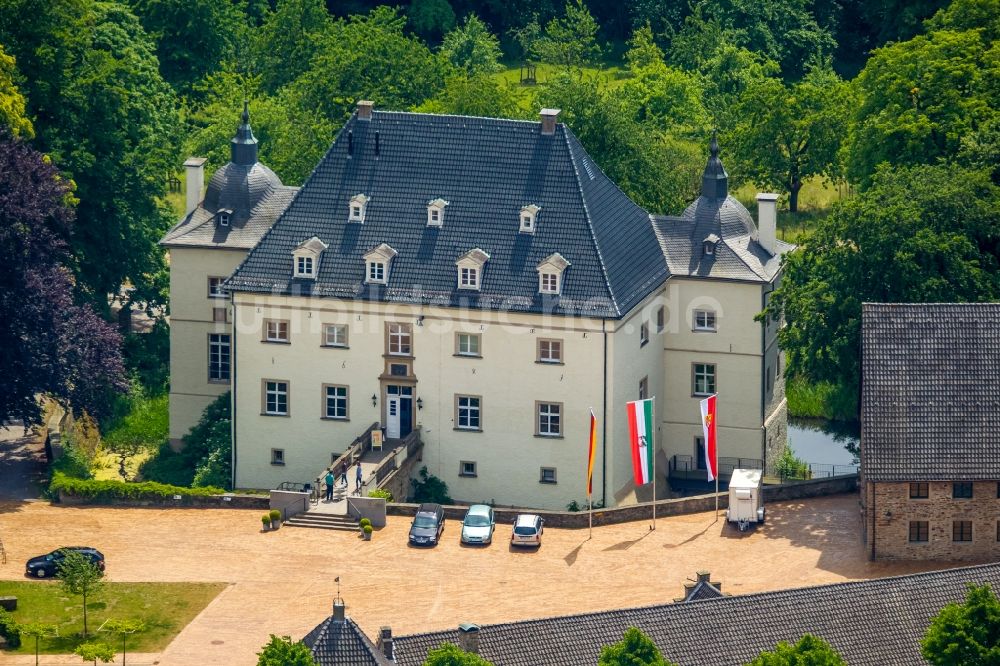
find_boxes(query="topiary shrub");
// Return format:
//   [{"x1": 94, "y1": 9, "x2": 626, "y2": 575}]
[
  {"x1": 268, "y1": 509, "x2": 281, "y2": 522},
  {"x1": 261, "y1": 514, "x2": 271, "y2": 528},
  {"x1": 359, "y1": 518, "x2": 372, "y2": 528},
  {"x1": 0, "y1": 608, "x2": 21, "y2": 648},
  {"x1": 363, "y1": 524, "x2": 373, "y2": 535},
  {"x1": 368, "y1": 488, "x2": 393, "y2": 502}
]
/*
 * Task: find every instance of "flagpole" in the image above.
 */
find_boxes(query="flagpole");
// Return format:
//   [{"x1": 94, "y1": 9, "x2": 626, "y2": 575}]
[
  {"x1": 714, "y1": 394, "x2": 720, "y2": 521},
  {"x1": 651, "y1": 397, "x2": 656, "y2": 531},
  {"x1": 588, "y1": 495, "x2": 593, "y2": 540}
]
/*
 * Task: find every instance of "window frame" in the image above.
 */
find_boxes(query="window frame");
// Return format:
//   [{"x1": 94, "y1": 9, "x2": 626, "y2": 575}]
[
  {"x1": 640, "y1": 322, "x2": 649, "y2": 347},
  {"x1": 908, "y1": 520, "x2": 929, "y2": 543},
  {"x1": 459, "y1": 266, "x2": 479, "y2": 290},
  {"x1": 459, "y1": 461, "x2": 478, "y2": 477},
  {"x1": 536, "y1": 401, "x2": 563, "y2": 437},
  {"x1": 368, "y1": 261, "x2": 386, "y2": 284},
  {"x1": 694, "y1": 309, "x2": 718, "y2": 332},
  {"x1": 455, "y1": 332, "x2": 481, "y2": 357},
  {"x1": 270, "y1": 448, "x2": 285, "y2": 466},
  {"x1": 262, "y1": 379, "x2": 290, "y2": 416},
  {"x1": 639, "y1": 376, "x2": 648, "y2": 400},
  {"x1": 455, "y1": 394, "x2": 482, "y2": 431},
  {"x1": 692, "y1": 363, "x2": 717, "y2": 397},
  {"x1": 387, "y1": 322, "x2": 413, "y2": 357},
  {"x1": 207, "y1": 276, "x2": 227, "y2": 299},
  {"x1": 656, "y1": 306, "x2": 665, "y2": 333},
  {"x1": 953, "y1": 520, "x2": 973, "y2": 542},
  {"x1": 537, "y1": 338, "x2": 563, "y2": 364},
  {"x1": 295, "y1": 255, "x2": 315, "y2": 278},
  {"x1": 322, "y1": 324, "x2": 349, "y2": 348},
  {"x1": 263, "y1": 319, "x2": 290, "y2": 343},
  {"x1": 539, "y1": 272, "x2": 559, "y2": 294},
  {"x1": 539, "y1": 467, "x2": 557, "y2": 484},
  {"x1": 322, "y1": 384, "x2": 349, "y2": 420},
  {"x1": 953, "y1": 482, "x2": 974, "y2": 499},
  {"x1": 212, "y1": 307, "x2": 227, "y2": 323},
  {"x1": 208, "y1": 333, "x2": 231, "y2": 383},
  {"x1": 909, "y1": 482, "x2": 929, "y2": 499}
]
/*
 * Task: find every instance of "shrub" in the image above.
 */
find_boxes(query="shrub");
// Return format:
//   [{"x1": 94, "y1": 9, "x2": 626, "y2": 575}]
[
  {"x1": 363, "y1": 524, "x2": 373, "y2": 535},
  {"x1": 368, "y1": 488, "x2": 393, "y2": 501},
  {"x1": 268, "y1": 509, "x2": 281, "y2": 522},
  {"x1": 567, "y1": 500, "x2": 581, "y2": 512},
  {"x1": 359, "y1": 518, "x2": 372, "y2": 528},
  {"x1": 410, "y1": 466, "x2": 452, "y2": 504},
  {"x1": 261, "y1": 514, "x2": 271, "y2": 526},
  {"x1": 0, "y1": 608, "x2": 21, "y2": 648},
  {"x1": 140, "y1": 392, "x2": 231, "y2": 489},
  {"x1": 50, "y1": 471, "x2": 225, "y2": 502},
  {"x1": 776, "y1": 445, "x2": 811, "y2": 480}
]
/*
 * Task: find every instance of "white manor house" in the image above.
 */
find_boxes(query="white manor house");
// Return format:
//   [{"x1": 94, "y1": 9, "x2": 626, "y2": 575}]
[{"x1": 162, "y1": 102, "x2": 791, "y2": 510}]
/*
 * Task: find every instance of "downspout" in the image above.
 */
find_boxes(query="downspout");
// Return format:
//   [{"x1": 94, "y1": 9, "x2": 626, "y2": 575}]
[
  {"x1": 760, "y1": 284, "x2": 768, "y2": 465},
  {"x1": 230, "y1": 292, "x2": 238, "y2": 489},
  {"x1": 602, "y1": 319, "x2": 608, "y2": 508}
]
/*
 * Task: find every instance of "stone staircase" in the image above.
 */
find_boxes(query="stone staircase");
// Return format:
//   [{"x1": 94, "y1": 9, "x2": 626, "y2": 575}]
[{"x1": 285, "y1": 512, "x2": 359, "y2": 531}]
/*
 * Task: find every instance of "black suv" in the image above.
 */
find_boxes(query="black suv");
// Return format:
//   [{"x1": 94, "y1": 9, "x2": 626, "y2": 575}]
[
  {"x1": 26, "y1": 547, "x2": 105, "y2": 578},
  {"x1": 408, "y1": 503, "x2": 445, "y2": 546}
]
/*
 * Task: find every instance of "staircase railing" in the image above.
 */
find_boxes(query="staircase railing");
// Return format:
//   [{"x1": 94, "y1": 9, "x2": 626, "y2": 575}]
[
  {"x1": 373, "y1": 428, "x2": 422, "y2": 489},
  {"x1": 319, "y1": 422, "x2": 380, "y2": 495}
]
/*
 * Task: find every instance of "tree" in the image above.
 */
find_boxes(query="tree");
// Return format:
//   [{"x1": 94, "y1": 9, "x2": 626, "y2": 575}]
[
  {"x1": 424, "y1": 642, "x2": 495, "y2": 665},
  {"x1": 20, "y1": 623, "x2": 57, "y2": 666},
  {"x1": 58, "y1": 549, "x2": 105, "y2": 638},
  {"x1": 101, "y1": 619, "x2": 144, "y2": 664},
  {"x1": 749, "y1": 634, "x2": 846, "y2": 665},
  {"x1": 762, "y1": 163, "x2": 1000, "y2": 396},
  {"x1": 103, "y1": 390, "x2": 165, "y2": 480},
  {"x1": 416, "y1": 75, "x2": 524, "y2": 118},
  {"x1": 256, "y1": 634, "x2": 317, "y2": 666},
  {"x1": 598, "y1": 627, "x2": 676, "y2": 665},
  {"x1": 74, "y1": 641, "x2": 116, "y2": 665},
  {"x1": 254, "y1": 0, "x2": 333, "y2": 93},
  {"x1": 140, "y1": 391, "x2": 231, "y2": 488},
  {"x1": 922, "y1": 583, "x2": 1000, "y2": 664},
  {"x1": 0, "y1": 45, "x2": 32, "y2": 138},
  {"x1": 407, "y1": 0, "x2": 456, "y2": 43},
  {"x1": 534, "y1": 0, "x2": 602, "y2": 71},
  {"x1": 625, "y1": 24, "x2": 665, "y2": 71},
  {"x1": 620, "y1": 38, "x2": 708, "y2": 134},
  {"x1": 0, "y1": 134, "x2": 127, "y2": 427},
  {"x1": 731, "y1": 64, "x2": 851, "y2": 211},
  {"x1": 440, "y1": 15, "x2": 504, "y2": 76}
]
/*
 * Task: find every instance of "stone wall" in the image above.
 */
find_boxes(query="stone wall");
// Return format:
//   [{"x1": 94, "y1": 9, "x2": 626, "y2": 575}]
[
  {"x1": 867, "y1": 480, "x2": 1000, "y2": 561},
  {"x1": 387, "y1": 474, "x2": 857, "y2": 528},
  {"x1": 57, "y1": 491, "x2": 269, "y2": 510},
  {"x1": 763, "y1": 399, "x2": 788, "y2": 476}
]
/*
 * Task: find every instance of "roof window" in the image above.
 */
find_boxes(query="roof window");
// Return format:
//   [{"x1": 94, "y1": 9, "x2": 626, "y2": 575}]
[{"x1": 520, "y1": 204, "x2": 541, "y2": 234}]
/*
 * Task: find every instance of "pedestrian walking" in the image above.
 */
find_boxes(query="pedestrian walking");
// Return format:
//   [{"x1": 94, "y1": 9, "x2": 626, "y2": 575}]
[
  {"x1": 339, "y1": 462, "x2": 348, "y2": 488},
  {"x1": 324, "y1": 470, "x2": 334, "y2": 501},
  {"x1": 354, "y1": 460, "x2": 363, "y2": 493}
]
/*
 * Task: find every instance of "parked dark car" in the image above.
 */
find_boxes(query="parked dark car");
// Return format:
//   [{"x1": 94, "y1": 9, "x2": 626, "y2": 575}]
[
  {"x1": 408, "y1": 503, "x2": 445, "y2": 546},
  {"x1": 26, "y1": 547, "x2": 105, "y2": 578}
]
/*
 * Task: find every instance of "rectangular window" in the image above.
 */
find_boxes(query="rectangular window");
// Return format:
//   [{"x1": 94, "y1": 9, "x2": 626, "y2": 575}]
[
  {"x1": 296, "y1": 256, "x2": 314, "y2": 277},
  {"x1": 264, "y1": 319, "x2": 289, "y2": 343},
  {"x1": 540, "y1": 273, "x2": 559, "y2": 293},
  {"x1": 323, "y1": 324, "x2": 348, "y2": 348},
  {"x1": 456, "y1": 395, "x2": 481, "y2": 430},
  {"x1": 271, "y1": 448, "x2": 284, "y2": 465},
  {"x1": 208, "y1": 276, "x2": 226, "y2": 298},
  {"x1": 431, "y1": 209, "x2": 440, "y2": 222},
  {"x1": 456, "y1": 333, "x2": 481, "y2": 357},
  {"x1": 460, "y1": 267, "x2": 479, "y2": 289},
  {"x1": 953, "y1": 482, "x2": 973, "y2": 499},
  {"x1": 460, "y1": 461, "x2": 477, "y2": 477},
  {"x1": 656, "y1": 306, "x2": 665, "y2": 333},
  {"x1": 263, "y1": 380, "x2": 289, "y2": 416},
  {"x1": 640, "y1": 322, "x2": 649, "y2": 347},
  {"x1": 695, "y1": 436, "x2": 707, "y2": 470},
  {"x1": 389, "y1": 363, "x2": 409, "y2": 377},
  {"x1": 909, "y1": 521, "x2": 929, "y2": 543},
  {"x1": 537, "y1": 402, "x2": 562, "y2": 437},
  {"x1": 953, "y1": 520, "x2": 973, "y2": 542},
  {"x1": 639, "y1": 376, "x2": 648, "y2": 400},
  {"x1": 909, "y1": 482, "x2": 929, "y2": 499},
  {"x1": 694, "y1": 310, "x2": 717, "y2": 332},
  {"x1": 212, "y1": 307, "x2": 227, "y2": 323},
  {"x1": 537, "y1": 339, "x2": 563, "y2": 364},
  {"x1": 208, "y1": 334, "x2": 230, "y2": 382},
  {"x1": 369, "y1": 261, "x2": 385, "y2": 282},
  {"x1": 693, "y1": 363, "x2": 717, "y2": 396},
  {"x1": 323, "y1": 385, "x2": 348, "y2": 420},
  {"x1": 540, "y1": 467, "x2": 557, "y2": 484},
  {"x1": 351, "y1": 205, "x2": 362, "y2": 219},
  {"x1": 388, "y1": 323, "x2": 412, "y2": 356}
]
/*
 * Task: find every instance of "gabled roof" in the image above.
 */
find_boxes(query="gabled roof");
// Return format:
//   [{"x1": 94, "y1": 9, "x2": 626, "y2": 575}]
[
  {"x1": 227, "y1": 110, "x2": 667, "y2": 318},
  {"x1": 303, "y1": 612, "x2": 392, "y2": 666},
  {"x1": 389, "y1": 562, "x2": 1000, "y2": 666},
  {"x1": 294, "y1": 236, "x2": 329, "y2": 254},
  {"x1": 861, "y1": 303, "x2": 1000, "y2": 482}
]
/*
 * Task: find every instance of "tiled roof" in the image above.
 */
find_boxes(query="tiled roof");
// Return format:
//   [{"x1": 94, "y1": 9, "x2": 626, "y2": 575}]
[
  {"x1": 390, "y1": 562, "x2": 1000, "y2": 665},
  {"x1": 161, "y1": 184, "x2": 298, "y2": 250},
  {"x1": 861, "y1": 303, "x2": 1000, "y2": 482},
  {"x1": 226, "y1": 111, "x2": 666, "y2": 318},
  {"x1": 682, "y1": 580, "x2": 725, "y2": 601},
  {"x1": 303, "y1": 613, "x2": 392, "y2": 666}
]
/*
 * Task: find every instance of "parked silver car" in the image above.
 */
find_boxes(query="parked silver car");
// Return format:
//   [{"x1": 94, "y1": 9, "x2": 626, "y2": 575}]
[
  {"x1": 460, "y1": 504, "x2": 495, "y2": 545},
  {"x1": 510, "y1": 513, "x2": 544, "y2": 547}
]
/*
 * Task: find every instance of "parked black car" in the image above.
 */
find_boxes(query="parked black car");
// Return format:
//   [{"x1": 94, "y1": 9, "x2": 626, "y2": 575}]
[
  {"x1": 408, "y1": 503, "x2": 445, "y2": 546},
  {"x1": 26, "y1": 547, "x2": 105, "y2": 578}
]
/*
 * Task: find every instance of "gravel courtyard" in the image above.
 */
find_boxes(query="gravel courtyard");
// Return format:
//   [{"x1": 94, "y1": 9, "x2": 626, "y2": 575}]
[{"x1": 0, "y1": 495, "x2": 962, "y2": 665}]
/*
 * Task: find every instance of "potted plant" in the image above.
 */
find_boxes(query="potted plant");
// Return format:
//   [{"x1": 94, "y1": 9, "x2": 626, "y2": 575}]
[
  {"x1": 269, "y1": 509, "x2": 282, "y2": 529},
  {"x1": 362, "y1": 524, "x2": 373, "y2": 541},
  {"x1": 359, "y1": 518, "x2": 371, "y2": 536},
  {"x1": 261, "y1": 514, "x2": 271, "y2": 531}
]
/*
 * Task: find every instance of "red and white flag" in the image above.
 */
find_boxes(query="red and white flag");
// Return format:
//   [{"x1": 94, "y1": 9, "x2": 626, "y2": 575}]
[{"x1": 700, "y1": 395, "x2": 718, "y2": 482}]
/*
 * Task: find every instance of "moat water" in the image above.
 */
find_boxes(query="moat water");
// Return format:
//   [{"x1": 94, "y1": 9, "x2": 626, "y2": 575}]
[{"x1": 788, "y1": 417, "x2": 860, "y2": 467}]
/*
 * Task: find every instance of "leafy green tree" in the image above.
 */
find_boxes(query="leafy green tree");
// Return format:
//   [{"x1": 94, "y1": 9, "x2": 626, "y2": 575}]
[
  {"x1": 598, "y1": 627, "x2": 676, "y2": 665},
  {"x1": 922, "y1": 583, "x2": 1000, "y2": 665},
  {"x1": 763, "y1": 163, "x2": 1000, "y2": 396},
  {"x1": 625, "y1": 24, "x2": 665, "y2": 70},
  {"x1": 534, "y1": 0, "x2": 602, "y2": 71},
  {"x1": 103, "y1": 389, "x2": 166, "y2": 480},
  {"x1": 101, "y1": 619, "x2": 144, "y2": 664},
  {"x1": 416, "y1": 75, "x2": 524, "y2": 118},
  {"x1": 509, "y1": 18, "x2": 543, "y2": 63},
  {"x1": 20, "y1": 622, "x2": 57, "y2": 666},
  {"x1": 0, "y1": 45, "x2": 32, "y2": 138},
  {"x1": 620, "y1": 39, "x2": 707, "y2": 134},
  {"x1": 407, "y1": 0, "x2": 456, "y2": 43},
  {"x1": 58, "y1": 549, "x2": 105, "y2": 638},
  {"x1": 423, "y1": 642, "x2": 495, "y2": 665},
  {"x1": 74, "y1": 641, "x2": 115, "y2": 665},
  {"x1": 440, "y1": 15, "x2": 503, "y2": 76},
  {"x1": 256, "y1": 634, "x2": 317, "y2": 666},
  {"x1": 410, "y1": 466, "x2": 452, "y2": 504},
  {"x1": 141, "y1": 391, "x2": 231, "y2": 488},
  {"x1": 748, "y1": 634, "x2": 846, "y2": 665},
  {"x1": 731, "y1": 64, "x2": 851, "y2": 211},
  {"x1": 254, "y1": 0, "x2": 333, "y2": 93}
]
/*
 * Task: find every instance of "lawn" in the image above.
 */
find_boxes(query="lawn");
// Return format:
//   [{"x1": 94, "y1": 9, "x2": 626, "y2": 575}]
[
  {"x1": 0, "y1": 581, "x2": 225, "y2": 655},
  {"x1": 492, "y1": 62, "x2": 628, "y2": 111}
]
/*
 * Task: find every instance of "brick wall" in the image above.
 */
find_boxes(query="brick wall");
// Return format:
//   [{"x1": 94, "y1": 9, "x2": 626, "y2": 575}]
[{"x1": 867, "y1": 481, "x2": 1000, "y2": 560}]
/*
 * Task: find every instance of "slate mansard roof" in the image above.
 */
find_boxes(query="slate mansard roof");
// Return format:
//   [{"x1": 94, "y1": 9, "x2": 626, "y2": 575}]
[
  {"x1": 861, "y1": 302, "x2": 1000, "y2": 482},
  {"x1": 226, "y1": 110, "x2": 668, "y2": 318},
  {"x1": 303, "y1": 609, "x2": 392, "y2": 666},
  {"x1": 383, "y1": 562, "x2": 1000, "y2": 666}
]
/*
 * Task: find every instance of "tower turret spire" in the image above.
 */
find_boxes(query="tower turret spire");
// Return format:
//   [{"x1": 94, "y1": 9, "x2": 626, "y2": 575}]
[
  {"x1": 701, "y1": 130, "x2": 728, "y2": 199},
  {"x1": 231, "y1": 100, "x2": 258, "y2": 165}
]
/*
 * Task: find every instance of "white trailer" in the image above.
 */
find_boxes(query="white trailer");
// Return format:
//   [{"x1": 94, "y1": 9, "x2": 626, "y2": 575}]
[{"x1": 726, "y1": 469, "x2": 765, "y2": 532}]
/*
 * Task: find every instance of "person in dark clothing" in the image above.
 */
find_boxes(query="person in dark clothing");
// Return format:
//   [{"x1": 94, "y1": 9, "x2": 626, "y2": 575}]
[
  {"x1": 339, "y1": 462, "x2": 348, "y2": 488},
  {"x1": 324, "y1": 470, "x2": 334, "y2": 501},
  {"x1": 354, "y1": 460, "x2": 363, "y2": 493}
]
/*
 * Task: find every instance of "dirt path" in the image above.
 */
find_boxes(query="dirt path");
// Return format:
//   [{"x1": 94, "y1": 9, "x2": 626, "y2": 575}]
[
  {"x1": 0, "y1": 425, "x2": 47, "y2": 501},
  {"x1": 0, "y1": 495, "x2": 963, "y2": 665}
]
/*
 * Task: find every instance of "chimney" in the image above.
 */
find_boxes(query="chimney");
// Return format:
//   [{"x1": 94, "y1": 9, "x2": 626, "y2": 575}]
[
  {"x1": 378, "y1": 626, "x2": 394, "y2": 660},
  {"x1": 357, "y1": 100, "x2": 374, "y2": 121},
  {"x1": 333, "y1": 598, "x2": 346, "y2": 623},
  {"x1": 183, "y1": 157, "x2": 207, "y2": 216},
  {"x1": 458, "y1": 623, "x2": 480, "y2": 654},
  {"x1": 697, "y1": 570, "x2": 710, "y2": 583},
  {"x1": 756, "y1": 193, "x2": 778, "y2": 254},
  {"x1": 540, "y1": 108, "x2": 560, "y2": 135}
]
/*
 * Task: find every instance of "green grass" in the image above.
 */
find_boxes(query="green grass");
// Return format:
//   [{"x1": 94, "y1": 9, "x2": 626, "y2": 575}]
[
  {"x1": 0, "y1": 581, "x2": 225, "y2": 655},
  {"x1": 164, "y1": 168, "x2": 186, "y2": 219},
  {"x1": 786, "y1": 376, "x2": 858, "y2": 421},
  {"x1": 733, "y1": 175, "x2": 847, "y2": 244},
  {"x1": 492, "y1": 62, "x2": 629, "y2": 112}
]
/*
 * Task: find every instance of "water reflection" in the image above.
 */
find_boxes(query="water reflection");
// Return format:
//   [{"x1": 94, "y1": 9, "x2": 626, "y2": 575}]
[{"x1": 788, "y1": 417, "x2": 860, "y2": 466}]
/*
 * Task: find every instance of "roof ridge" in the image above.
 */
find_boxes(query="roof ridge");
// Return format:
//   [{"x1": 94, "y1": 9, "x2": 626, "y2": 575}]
[
  {"x1": 562, "y1": 126, "x2": 620, "y2": 317},
  {"x1": 373, "y1": 109, "x2": 544, "y2": 126},
  {"x1": 721, "y1": 238, "x2": 768, "y2": 280}
]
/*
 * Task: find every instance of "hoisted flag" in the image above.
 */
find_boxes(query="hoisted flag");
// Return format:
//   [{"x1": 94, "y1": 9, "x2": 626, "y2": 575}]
[
  {"x1": 587, "y1": 410, "x2": 597, "y2": 497},
  {"x1": 626, "y1": 399, "x2": 654, "y2": 485},
  {"x1": 700, "y1": 394, "x2": 718, "y2": 482}
]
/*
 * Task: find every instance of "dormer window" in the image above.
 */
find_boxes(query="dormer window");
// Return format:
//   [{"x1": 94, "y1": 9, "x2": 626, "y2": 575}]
[
  {"x1": 292, "y1": 236, "x2": 328, "y2": 280},
  {"x1": 537, "y1": 252, "x2": 570, "y2": 295},
  {"x1": 520, "y1": 204, "x2": 541, "y2": 233},
  {"x1": 456, "y1": 248, "x2": 490, "y2": 291},
  {"x1": 349, "y1": 194, "x2": 370, "y2": 223},
  {"x1": 217, "y1": 209, "x2": 233, "y2": 227},
  {"x1": 703, "y1": 233, "x2": 720, "y2": 256},
  {"x1": 363, "y1": 243, "x2": 397, "y2": 285},
  {"x1": 427, "y1": 198, "x2": 449, "y2": 227}
]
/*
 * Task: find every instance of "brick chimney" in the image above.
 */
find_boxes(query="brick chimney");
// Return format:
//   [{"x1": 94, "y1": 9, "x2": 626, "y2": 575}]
[
  {"x1": 458, "y1": 623, "x2": 480, "y2": 654},
  {"x1": 756, "y1": 193, "x2": 778, "y2": 254},
  {"x1": 333, "y1": 598, "x2": 346, "y2": 623},
  {"x1": 540, "y1": 108, "x2": 560, "y2": 135},
  {"x1": 378, "y1": 626, "x2": 394, "y2": 660},
  {"x1": 357, "y1": 100, "x2": 374, "y2": 121},
  {"x1": 183, "y1": 157, "x2": 206, "y2": 216}
]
